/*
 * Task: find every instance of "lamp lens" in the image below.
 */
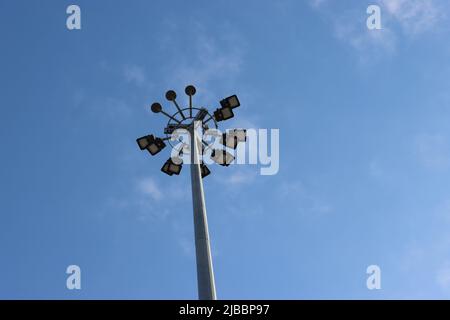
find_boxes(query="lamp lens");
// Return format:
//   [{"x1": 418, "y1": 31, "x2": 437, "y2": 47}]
[
  {"x1": 161, "y1": 162, "x2": 173, "y2": 175},
  {"x1": 147, "y1": 144, "x2": 159, "y2": 155},
  {"x1": 225, "y1": 152, "x2": 235, "y2": 165},
  {"x1": 231, "y1": 129, "x2": 247, "y2": 142},
  {"x1": 169, "y1": 163, "x2": 181, "y2": 174},
  {"x1": 228, "y1": 95, "x2": 239, "y2": 108},
  {"x1": 137, "y1": 137, "x2": 149, "y2": 150},
  {"x1": 221, "y1": 107, "x2": 234, "y2": 120}
]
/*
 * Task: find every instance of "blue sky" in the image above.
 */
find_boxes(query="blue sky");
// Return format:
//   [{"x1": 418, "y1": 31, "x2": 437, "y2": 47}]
[{"x1": 1, "y1": 0, "x2": 450, "y2": 299}]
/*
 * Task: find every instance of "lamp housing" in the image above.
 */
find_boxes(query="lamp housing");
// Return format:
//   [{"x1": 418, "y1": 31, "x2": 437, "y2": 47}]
[
  {"x1": 213, "y1": 107, "x2": 234, "y2": 122},
  {"x1": 220, "y1": 95, "x2": 240, "y2": 109},
  {"x1": 137, "y1": 135, "x2": 166, "y2": 155},
  {"x1": 161, "y1": 158, "x2": 182, "y2": 176},
  {"x1": 211, "y1": 149, "x2": 234, "y2": 166},
  {"x1": 200, "y1": 163, "x2": 211, "y2": 178}
]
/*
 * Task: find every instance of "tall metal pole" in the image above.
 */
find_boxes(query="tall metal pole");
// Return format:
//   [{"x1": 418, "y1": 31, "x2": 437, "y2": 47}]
[{"x1": 189, "y1": 123, "x2": 217, "y2": 300}]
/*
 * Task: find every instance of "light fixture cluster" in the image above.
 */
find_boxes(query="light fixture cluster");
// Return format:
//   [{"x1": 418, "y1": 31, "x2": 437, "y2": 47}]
[
  {"x1": 137, "y1": 86, "x2": 246, "y2": 177},
  {"x1": 213, "y1": 95, "x2": 240, "y2": 122},
  {"x1": 136, "y1": 134, "x2": 166, "y2": 155}
]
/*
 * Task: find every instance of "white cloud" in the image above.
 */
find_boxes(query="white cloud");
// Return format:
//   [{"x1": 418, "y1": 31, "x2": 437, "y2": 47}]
[
  {"x1": 394, "y1": 199, "x2": 450, "y2": 297},
  {"x1": 173, "y1": 36, "x2": 242, "y2": 90},
  {"x1": 100, "y1": 175, "x2": 192, "y2": 223},
  {"x1": 309, "y1": 0, "x2": 328, "y2": 8},
  {"x1": 278, "y1": 180, "x2": 333, "y2": 215},
  {"x1": 334, "y1": 17, "x2": 396, "y2": 60},
  {"x1": 309, "y1": 0, "x2": 446, "y2": 60},
  {"x1": 308, "y1": 3, "x2": 396, "y2": 61},
  {"x1": 226, "y1": 170, "x2": 257, "y2": 185},
  {"x1": 138, "y1": 178, "x2": 163, "y2": 201},
  {"x1": 178, "y1": 237, "x2": 195, "y2": 258},
  {"x1": 380, "y1": 0, "x2": 444, "y2": 35},
  {"x1": 160, "y1": 21, "x2": 245, "y2": 101},
  {"x1": 123, "y1": 64, "x2": 147, "y2": 87}
]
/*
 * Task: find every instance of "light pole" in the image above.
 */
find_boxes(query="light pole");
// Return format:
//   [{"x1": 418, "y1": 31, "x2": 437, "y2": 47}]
[
  {"x1": 190, "y1": 123, "x2": 216, "y2": 300},
  {"x1": 136, "y1": 85, "x2": 246, "y2": 300}
]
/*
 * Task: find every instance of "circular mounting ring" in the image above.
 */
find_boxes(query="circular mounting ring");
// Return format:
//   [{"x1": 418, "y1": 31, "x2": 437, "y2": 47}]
[{"x1": 165, "y1": 107, "x2": 218, "y2": 148}]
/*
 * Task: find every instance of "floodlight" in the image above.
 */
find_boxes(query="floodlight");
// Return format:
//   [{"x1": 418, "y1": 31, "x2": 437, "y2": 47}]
[
  {"x1": 136, "y1": 135, "x2": 166, "y2": 155},
  {"x1": 219, "y1": 129, "x2": 247, "y2": 149},
  {"x1": 232, "y1": 129, "x2": 247, "y2": 142},
  {"x1": 200, "y1": 163, "x2": 211, "y2": 178},
  {"x1": 211, "y1": 149, "x2": 234, "y2": 166},
  {"x1": 220, "y1": 133, "x2": 238, "y2": 149},
  {"x1": 220, "y1": 95, "x2": 240, "y2": 109},
  {"x1": 213, "y1": 107, "x2": 234, "y2": 122},
  {"x1": 161, "y1": 158, "x2": 182, "y2": 176},
  {"x1": 161, "y1": 161, "x2": 172, "y2": 176}
]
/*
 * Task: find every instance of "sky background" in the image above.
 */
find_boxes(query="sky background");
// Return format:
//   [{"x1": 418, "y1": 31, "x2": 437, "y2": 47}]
[{"x1": 1, "y1": 0, "x2": 450, "y2": 299}]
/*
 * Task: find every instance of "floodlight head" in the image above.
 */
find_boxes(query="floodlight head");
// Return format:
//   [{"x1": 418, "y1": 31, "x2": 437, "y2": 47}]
[
  {"x1": 161, "y1": 161, "x2": 172, "y2": 176},
  {"x1": 200, "y1": 163, "x2": 211, "y2": 178},
  {"x1": 165, "y1": 90, "x2": 177, "y2": 101},
  {"x1": 220, "y1": 133, "x2": 238, "y2": 149},
  {"x1": 213, "y1": 107, "x2": 234, "y2": 122},
  {"x1": 151, "y1": 102, "x2": 162, "y2": 113},
  {"x1": 211, "y1": 149, "x2": 235, "y2": 166},
  {"x1": 232, "y1": 129, "x2": 247, "y2": 142},
  {"x1": 161, "y1": 158, "x2": 182, "y2": 176},
  {"x1": 220, "y1": 95, "x2": 240, "y2": 109},
  {"x1": 137, "y1": 135, "x2": 166, "y2": 155},
  {"x1": 137, "y1": 136, "x2": 150, "y2": 150},
  {"x1": 219, "y1": 129, "x2": 247, "y2": 149},
  {"x1": 185, "y1": 85, "x2": 196, "y2": 96}
]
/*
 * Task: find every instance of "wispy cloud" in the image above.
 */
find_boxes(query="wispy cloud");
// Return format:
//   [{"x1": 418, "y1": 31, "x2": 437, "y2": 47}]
[
  {"x1": 309, "y1": 0, "x2": 447, "y2": 60},
  {"x1": 178, "y1": 33, "x2": 242, "y2": 84},
  {"x1": 101, "y1": 175, "x2": 191, "y2": 223},
  {"x1": 138, "y1": 178, "x2": 163, "y2": 201},
  {"x1": 380, "y1": 0, "x2": 444, "y2": 35},
  {"x1": 309, "y1": 0, "x2": 328, "y2": 9},
  {"x1": 178, "y1": 237, "x2": 195, "y2": 258},
  {"x1": 334, "y1": 16, "x2": 396, "y2": 60},
  {"x1": 308, "y1": 2, "x2": 396, "y2": 61},
  {"x1": 394, "y1": 198, "x2": 450, "y2": 297},
  {"x1": 159, "y1": 21, "x2": 246, "y2": 101},
  {"x1": 278, "y1": 180, "x2": 333, "y2": 216},
  {"x1": 123, "y1": 64, "x2": 147, "y2": 87},
  {"x1": 224, "y1": 169, "x2": 257, "y2": 185}
]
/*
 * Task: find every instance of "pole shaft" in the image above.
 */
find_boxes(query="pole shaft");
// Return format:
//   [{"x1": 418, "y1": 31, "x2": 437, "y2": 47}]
[{"x1": 190, "y1": 124, "x2": 217, "y2": 300}]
